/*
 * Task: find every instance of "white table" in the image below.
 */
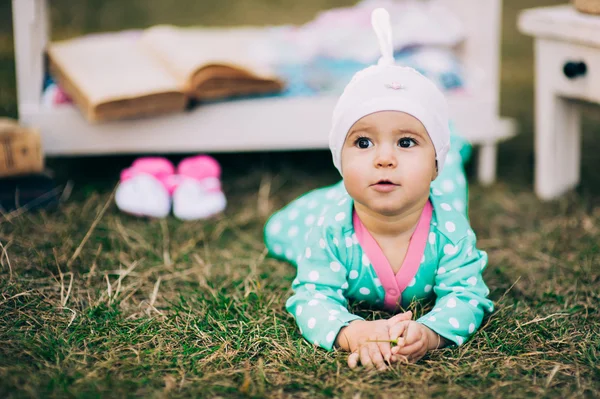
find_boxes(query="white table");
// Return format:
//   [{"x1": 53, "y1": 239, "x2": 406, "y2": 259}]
[{"x1": 518, "y1": 5, "x2": 600, "y2": 200}]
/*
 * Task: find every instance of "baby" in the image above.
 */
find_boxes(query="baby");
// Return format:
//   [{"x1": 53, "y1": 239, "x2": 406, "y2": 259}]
[{"x1": 264, "y1": 8, "x2": 493, "y2": 370}]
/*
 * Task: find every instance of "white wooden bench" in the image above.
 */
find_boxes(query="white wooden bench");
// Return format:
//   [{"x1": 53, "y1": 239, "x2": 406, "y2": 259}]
[{"x1": 12, "y1": 0, "x2": 515, "y2": 184}]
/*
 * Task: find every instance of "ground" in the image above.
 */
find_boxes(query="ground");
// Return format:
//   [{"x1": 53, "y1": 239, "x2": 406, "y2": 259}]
[{"x1": 0, "y1": 0, "x2": 598, "y2": 398}]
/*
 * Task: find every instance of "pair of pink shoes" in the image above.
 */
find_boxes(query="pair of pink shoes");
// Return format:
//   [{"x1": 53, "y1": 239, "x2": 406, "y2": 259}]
[{"x1": 115, "y1": 155, "x2": 226, "y2": 220}]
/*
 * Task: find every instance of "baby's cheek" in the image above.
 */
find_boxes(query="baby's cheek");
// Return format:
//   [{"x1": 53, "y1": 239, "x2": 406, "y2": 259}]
[{"x1": 406, "y1": 163, "x2": 436, "y2": 188}]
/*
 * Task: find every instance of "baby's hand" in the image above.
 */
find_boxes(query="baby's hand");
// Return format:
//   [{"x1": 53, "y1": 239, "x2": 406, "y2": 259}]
[
  {"x1": 339, "y1": 311, "x2": 412, "y2": 371},
  {"x1": 388, "y1": 321, "x2": 440, "y2": 363}
]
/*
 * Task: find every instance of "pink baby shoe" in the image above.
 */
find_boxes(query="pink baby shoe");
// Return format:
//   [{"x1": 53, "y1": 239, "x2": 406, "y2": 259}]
[
  {"x1": 172, "y1": 155, "x2": 227, "y2": 220},
  {"x1": 115, "y1": 157, "x2": 175, "y2": 218}
]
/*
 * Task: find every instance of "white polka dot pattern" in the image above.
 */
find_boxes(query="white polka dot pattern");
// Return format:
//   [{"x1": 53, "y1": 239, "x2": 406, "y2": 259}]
[
  {"x1": 264, "y1": 177, "x2": 493, "y2": 350},
  {"x1": 443, "y1": 244, "x2": 458, "y2": 255},
  {"x1": 269, "y1": 221, "x2": 282, "y2": 234},
  {"x1": 429, "y1": 232, "x2": 436, "y2": 245},
  {"x1": 326, "y1": 331, "x2": 336, "y2": 342},
  {"x1": 362, "y1": 254, "x2": 370, "y2": 266},
  {"x1": 288, "y1": 226, "x2": 298, "y2": 237},
  {"x1": 305, "y1": 248, "x2": 312, "y2": 259},
  {"x1": 330, "y1": 262, "x2": 341, "y2": 272}
]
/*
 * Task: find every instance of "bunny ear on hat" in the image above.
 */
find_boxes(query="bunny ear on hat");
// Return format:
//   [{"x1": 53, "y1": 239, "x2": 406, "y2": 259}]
[{"x1": 371, "y1": 8, "x2": 395, "y2": 66}]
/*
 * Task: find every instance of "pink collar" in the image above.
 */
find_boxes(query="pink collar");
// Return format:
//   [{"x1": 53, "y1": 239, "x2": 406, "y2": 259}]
[{"x1": 353, "y1": 201, "x2": 433, "y2": 310}]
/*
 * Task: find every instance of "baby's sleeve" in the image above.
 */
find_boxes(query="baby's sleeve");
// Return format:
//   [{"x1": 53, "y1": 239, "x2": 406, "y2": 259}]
[
  {"x1": 416, "y1": 234, "x2": 494, "y2": 346},
  {"x1": 285, "y1": 225, "x2": 363, "y2": 351}
]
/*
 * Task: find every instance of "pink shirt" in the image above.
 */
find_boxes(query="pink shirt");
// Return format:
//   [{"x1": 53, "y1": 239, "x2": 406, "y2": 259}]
[{"x1": 353, "y1": 201, "x2": 433, "y2": 310}]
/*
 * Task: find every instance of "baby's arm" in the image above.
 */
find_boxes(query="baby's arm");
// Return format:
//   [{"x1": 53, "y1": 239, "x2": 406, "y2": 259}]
[
  {"x1": 415, "y1": 233, "x2": 494, "y2": 348},
  {"x1": 285, "y1": 225, "x2": 363, "y2": 350},
  {"x1": 386, "y1": 232, "x2": 492, "y2": 363},
  {"x1": 285, "y1": 224, "x2": 412, "y2": 370}
]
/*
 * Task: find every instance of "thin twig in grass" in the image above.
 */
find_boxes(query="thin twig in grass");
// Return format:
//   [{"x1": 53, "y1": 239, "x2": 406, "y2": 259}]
[
  {"x1": 520, "y1": 313, "x2": 570, "y2": 327},
  {"x1": 257, "y1": 173, "x2": 272, "y2": 217},
  {"x1": 115, "y1": 264, "x2": 123, "y2": 299},
  {"x1": 146, "y1": 277, "x2": 163, "y2": 316},
  {"x1": 172, "y1": 236, "x2": 205, "y2": 263},
  {"x1": 96, "y1": 261, "x2": 141, "y2": 307},
  {"x1": 478, "y1": 278, "x2": 521, "y2": 331},
  {"x1": 120, "y1": 281, "x2": 144, "y2": 306},
  {"x1": 115, "y1": 261, "x2": 139, "y2": 297},
  {"x1": 545, "y1": 364, "x2": 561, "y2": 388},
  {"x1": 86, "y1": 244, "x2": 102, "y2": 287},
  {"x1": 179, "y1": 373, "x2": 186, "y2": 392},
  {"x1": 160, "y1": 219, "x2": 172, "y2": 267},
  {"x1": 62, "y1": 273, "x2": 74, "y2": 308},
  {"x1": 67, "y1": 187, "x2": 116, "y2": 269},
  {"x1": 496, "y1": 276, "x2": 521, "y2": 304},
  {"x1": 115, "y1": 218, "x2": 154, "y2": 253},
  {"x1": 0, "y1": 240, "x2": 13, "y2": 280},
  {"x1": 62, "y1": 307, "x2": 77, "y2": 330},
  {"x1": 0, "y1": 290, "x2": 32, "y2": 306},
  {"x1": 105, "y1": 274, "x2": 113, "y2": 305},
  {"x1": 55, "y1": 256, "x2": 73, "y2": 307}
]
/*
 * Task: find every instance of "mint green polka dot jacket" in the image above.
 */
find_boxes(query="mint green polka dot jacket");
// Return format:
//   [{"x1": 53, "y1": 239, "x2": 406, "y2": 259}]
[{"x1": 264, "y1": 140, "x2": 494, "y2": 351}]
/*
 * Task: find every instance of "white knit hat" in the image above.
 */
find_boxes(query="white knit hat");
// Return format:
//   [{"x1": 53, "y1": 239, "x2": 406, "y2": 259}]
[{"x1": 329, "y1": 8, "x2": 451, "y2": 176}]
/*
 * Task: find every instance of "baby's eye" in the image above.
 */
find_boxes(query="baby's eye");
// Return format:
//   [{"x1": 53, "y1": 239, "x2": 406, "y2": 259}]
[
  {"x1": 355, "y1": 137, "x2": 373, "y2": 149},
  {"x1": 398, "y1": 138, "x2": 416, "y2": 148}
]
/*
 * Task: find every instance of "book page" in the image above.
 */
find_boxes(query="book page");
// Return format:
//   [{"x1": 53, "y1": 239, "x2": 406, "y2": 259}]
[
  {"x1": 48, "y1": 32, "x2": 184, "y2": 105},
  {"x1": 139, "y1": 25, "x2": 280, "y2": 89}
]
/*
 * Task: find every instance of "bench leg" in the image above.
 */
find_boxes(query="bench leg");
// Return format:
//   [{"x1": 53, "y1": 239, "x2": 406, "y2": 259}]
[
  {"x1": 477, "y1": 143, "x2": 497, "y2": 186},
  {"x1": 12, "y1": 0, "x2": 49, "y2": 117}
]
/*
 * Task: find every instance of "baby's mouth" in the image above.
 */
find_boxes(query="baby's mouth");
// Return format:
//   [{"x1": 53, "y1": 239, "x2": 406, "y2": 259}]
[
  {"x1": 370, "y1": 179, "x2": 400, "y2": 192},
  {"x1": 373, "y1": 179, "x2": 398, "y2": 186}
]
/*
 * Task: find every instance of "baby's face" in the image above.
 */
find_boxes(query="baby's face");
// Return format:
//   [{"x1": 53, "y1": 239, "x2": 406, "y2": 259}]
[{"x1": 340, "y1": 111, "x2": 437, "y2": 217}]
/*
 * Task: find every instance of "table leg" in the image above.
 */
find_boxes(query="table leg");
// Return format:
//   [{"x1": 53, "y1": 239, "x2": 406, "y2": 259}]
[{"x1": 534, "y1": 55, "x2": 582, "y2": 200}]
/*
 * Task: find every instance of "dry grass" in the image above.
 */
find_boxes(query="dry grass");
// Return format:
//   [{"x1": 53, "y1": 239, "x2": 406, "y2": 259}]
[{"x1": 1, "y1": 0, "x2": 599, "y2": 398}]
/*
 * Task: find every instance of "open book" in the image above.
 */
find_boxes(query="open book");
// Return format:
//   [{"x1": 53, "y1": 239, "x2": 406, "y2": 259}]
[{"x1": 47, "y1": 26, "x2": 285, "y2": 123}]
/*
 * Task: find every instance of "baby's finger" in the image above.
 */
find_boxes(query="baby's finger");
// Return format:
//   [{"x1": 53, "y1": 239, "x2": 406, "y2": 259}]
[
  {"x1": 347, "y1": 352, "x2": 359, "y2": 369},
  {"x1": 376, "y1": 340, "x2": 392, "y2": 364},
  {"x1": 359, "y1": 346, "x2": 374, "y2": 370},
  {"x1": 390, "y1": 338, "x2": 406, "y2": 355},
  {"x1": 368, "y1": 342, "x2": 387, "y2": 371},
  {"x1": 388, "y1": 321, "x2": 409, "y2": 342},
  {"x1": 387, "y1": 311, "x2": 413, "y2": 325},
  {"x1": 396, "y1": 340, "x2": 425, "y2": 357},
  {"x1": 401, "y1": 323, "x2": 423, "y2": 346}
]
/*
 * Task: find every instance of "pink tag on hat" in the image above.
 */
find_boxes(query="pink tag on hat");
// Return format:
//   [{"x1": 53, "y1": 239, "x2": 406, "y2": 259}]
[{"x1": 386, "y1": 82, "x2": 404, "y2": 90}]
